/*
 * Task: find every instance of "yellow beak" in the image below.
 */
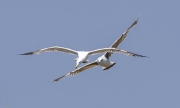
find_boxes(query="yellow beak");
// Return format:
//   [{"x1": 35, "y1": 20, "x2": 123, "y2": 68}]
[{"x1": 76, "y1": 64, "x2": 79, "y2": 68}]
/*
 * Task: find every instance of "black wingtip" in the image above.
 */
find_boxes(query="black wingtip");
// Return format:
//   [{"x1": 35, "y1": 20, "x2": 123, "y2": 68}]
[
  {"x1": 131, "y1": 53, "x2": 148, "y2": 58},
  {"x1": 47, "y1": 75, "x2": 65, "y2": 83},
  {"x1": 135, "y1": 14, "x2": 142, "y2": 24},
  {"x1": 136, "y1": 55, "x2": 149, "y2": 58},
  {"x1": 47, "y1": 79, "x2": 60, "y2": 83},
  {"x1": 144, "y1": 56, "x2": 150, "y2": 58},
  {"x1": 19, "y1": 52, "x2": 34, "y2": 55},
  {"x1": 47, "y1": 80, "x2": 56, "y2": 83},
  {"x1": 141, "y1": 55, "x2": 149, "y2": 58}
]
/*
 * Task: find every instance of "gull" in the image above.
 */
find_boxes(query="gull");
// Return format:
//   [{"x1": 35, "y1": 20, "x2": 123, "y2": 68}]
[
  {"x1": 20, "y1": 47, "x2": 140, "y2": 68},
  {"x1": 50, "y1": 49, "x2": 146, "y2": 82},
  {"x1": 49, "y1": 17, "x2": 147, "y2": 82}
]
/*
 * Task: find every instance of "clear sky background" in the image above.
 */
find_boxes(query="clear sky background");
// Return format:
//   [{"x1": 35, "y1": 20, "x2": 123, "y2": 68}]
[{"x1": 1, "y1": 0, "x2": 180, "y2": 108}]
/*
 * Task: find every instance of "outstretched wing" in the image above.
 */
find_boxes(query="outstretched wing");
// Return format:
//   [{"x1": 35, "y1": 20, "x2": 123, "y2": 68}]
[
  {"x1": 105, "y1": 17, "x2": 139, "y2": 58},
  {"x1": 20, "y1": 46, "x2": 78, "y2": 55},
  {"x1": 50, "y1": 61, "x2": 99, "y2": 82}
]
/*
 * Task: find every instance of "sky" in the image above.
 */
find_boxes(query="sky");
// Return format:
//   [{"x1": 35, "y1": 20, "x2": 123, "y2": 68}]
[{"x1": 0, "y1": 0, "x2": 180, "y2": 108}]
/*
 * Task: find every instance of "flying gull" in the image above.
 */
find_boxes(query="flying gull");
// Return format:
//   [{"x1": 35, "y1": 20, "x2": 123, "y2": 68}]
[
  {"x1": 50, "y1": 49, "x2": 146, "y2": 82},
  {"x1": 20, "y1": 47, "x2": 142, "y2": 68}
]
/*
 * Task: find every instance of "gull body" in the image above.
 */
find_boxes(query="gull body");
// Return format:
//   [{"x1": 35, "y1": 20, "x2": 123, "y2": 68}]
[
  {"x1": 76, "y1": 51, "x2": 89, "y2": 68},
  {"x1": 50, "y1": 48, "x2": 146, "y2": 82},
  {"x1": 97, "y1": 55, "x2": 116, "y2": 70}
]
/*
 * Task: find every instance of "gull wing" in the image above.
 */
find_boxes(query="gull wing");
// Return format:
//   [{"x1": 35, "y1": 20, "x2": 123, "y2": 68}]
[
  {"x1": 105, "y1": 17, "x2": 139, "y2": 58},
  {"x1": 20, "y1": 46, "x2": 78, "y2": 55},
  {"x1": 50, "y1": 61, "x2": 99, "y2": 82}
]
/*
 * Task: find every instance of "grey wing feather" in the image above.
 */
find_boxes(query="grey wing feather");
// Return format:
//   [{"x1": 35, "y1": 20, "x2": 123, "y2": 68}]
[
  {"x1": 88, "y1": 48, "x2": 128, "y2": 55},
  {"x1": 50, "y1": 61, "x2": 99, "y2": 82},
  {"x1": 20, "y1": 46, "x2": 78, "y2": 55},
  {"x1": 105, "y1": 17, "x2": 139, "y2": 58},
  {"x1": 118, "y1": 49, "x2": 147, "y2": 57}
]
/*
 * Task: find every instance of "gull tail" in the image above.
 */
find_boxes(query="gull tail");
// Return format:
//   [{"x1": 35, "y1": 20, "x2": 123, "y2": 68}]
[{"x1": 102, "y1": 62, "x2": 116, "y2": 70}]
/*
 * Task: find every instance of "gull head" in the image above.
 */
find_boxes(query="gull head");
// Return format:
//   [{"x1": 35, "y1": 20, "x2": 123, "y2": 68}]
[
  {"x1": 75, "y1": 59, "x2": 81, "y2": 68},
  {"x1": 75, "y1": 51, "x2": 89, "y2": 68},
  {"x1": 97, "y1": 56, "x2": 104, "y2": 64}
]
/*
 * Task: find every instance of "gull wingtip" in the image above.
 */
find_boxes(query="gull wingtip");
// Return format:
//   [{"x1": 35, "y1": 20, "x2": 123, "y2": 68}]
[
  {"x1": 47, "y1": 80, "x2": 54, "y2": 83},
  {"x1": 19, "y1": 52, "x2": 34, "y2": 55}
]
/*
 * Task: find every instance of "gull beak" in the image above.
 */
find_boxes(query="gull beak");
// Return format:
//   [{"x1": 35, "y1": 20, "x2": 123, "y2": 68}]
[{"x1": 76, "y1": 64, "x2": 79, "y2": 68}]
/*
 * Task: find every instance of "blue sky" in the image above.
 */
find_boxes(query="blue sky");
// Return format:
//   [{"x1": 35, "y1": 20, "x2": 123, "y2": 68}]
[{"x1": 1, "y1": 0, "x2": 180, "y2": 108}]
